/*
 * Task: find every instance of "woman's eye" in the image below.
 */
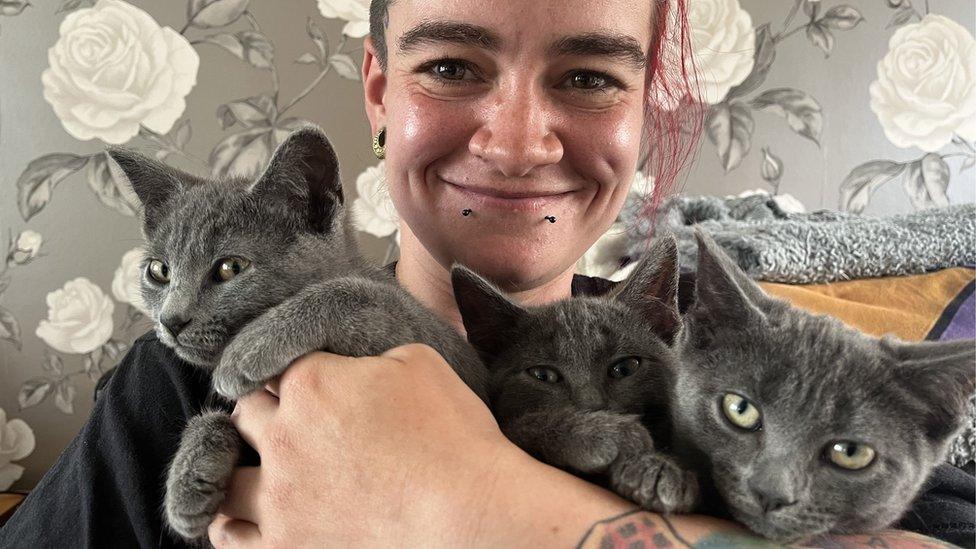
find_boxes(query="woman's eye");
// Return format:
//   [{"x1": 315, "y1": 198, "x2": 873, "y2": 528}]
[
  {"x1": 422, "y1": 59, "x2": 476, "y2": 85},
  {"x1": 147, "y1": 259, "x2": 170, "y2": 284},
  {"x1": 570, "y1": 71, "x2": 608, "y2": 90},
  {"x1": 608, "y1": 357, "x2": 641, "y2": 379},
  {"x1": 433, "y1": 60, "x2": 467, "y2": 80},
  {"x1": 721, "y1": 393, "x2": 762, "y2": 431},
  {"x1": 826, "y1": 441, "x2": 876, "y2": 470},
  {"x1": 214, "y1": 257, "x2": 251, "y2": 282},
  {"x1": 526, "y1": 366, "x2": 561, "y2": 384}
]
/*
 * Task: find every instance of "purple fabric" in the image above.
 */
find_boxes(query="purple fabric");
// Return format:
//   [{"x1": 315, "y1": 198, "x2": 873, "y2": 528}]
[{"x1": 938, "y1": 287, "x2": 975, "y2": 342}]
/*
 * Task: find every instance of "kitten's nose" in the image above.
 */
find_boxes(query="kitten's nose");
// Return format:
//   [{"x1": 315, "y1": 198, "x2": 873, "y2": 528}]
[
  {"x1": 750, "y1": 484, "x2": 797, "y2": 514},
  {"x1": 162, "y1": 315, "x2": 191, "y2": 338}
]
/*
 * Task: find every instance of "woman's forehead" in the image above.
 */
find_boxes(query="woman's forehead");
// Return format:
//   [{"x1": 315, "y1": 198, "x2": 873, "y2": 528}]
[{"x1": 386, "y1": 0, "x2": 655, "y2": 54}]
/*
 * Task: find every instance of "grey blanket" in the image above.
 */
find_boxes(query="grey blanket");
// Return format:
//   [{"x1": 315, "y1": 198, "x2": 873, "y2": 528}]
[{"x1": 620, "y1": 194, "x2": 975, "y2": 284}]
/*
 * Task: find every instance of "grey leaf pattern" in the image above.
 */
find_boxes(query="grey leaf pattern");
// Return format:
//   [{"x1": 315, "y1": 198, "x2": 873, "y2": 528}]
[
  {"x1": 53, "y1": 381, "x2": 76, "y2": 415},
  {"x1": 839, "y1": 160, "x2": 907, "y2": 213},
  {"x1": 86, "y1": 153, "x2": 139, "y2": 217},
  {"x1": 902, "y1": 154, "x2": 951, "y2": 210},
  {"x1": 750, "y1": 88, "x2": 823, "y2": 146},
  {"x1": 706, "y1": 102, "x2": 755, "y2": 172},
  {"x1": 186, "y1": 0, "x2": 250, "y2": 29},
  {"x1": 209, "y1": 128, "x2": 274, "y2": 178},
  {"x1": 15, "y1": 153, "x2": 90, "y2": 221},
  {"x1": 18, "y1": 378, "x2": 53, "y2": 410},
  {"x1": 0, "y1": 305, "x2": 21, "y2": 350}
]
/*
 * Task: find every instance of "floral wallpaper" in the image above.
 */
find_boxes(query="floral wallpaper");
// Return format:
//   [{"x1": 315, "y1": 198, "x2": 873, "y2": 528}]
[{"x1": 1, "y1": 0, "x2": 973, "y2": 491}]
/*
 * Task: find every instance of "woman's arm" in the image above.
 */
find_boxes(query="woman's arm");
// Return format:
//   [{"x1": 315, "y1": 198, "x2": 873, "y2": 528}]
[{"x1": 210, "y1": 347, "x2": 954, "y2": 548}]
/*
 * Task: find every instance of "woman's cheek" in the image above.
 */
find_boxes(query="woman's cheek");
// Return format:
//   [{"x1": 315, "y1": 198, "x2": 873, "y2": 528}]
[
  {"x1": 562, "y1": 102, "x2": 644, "y2": 187},
  {"x1": 388, "y1": 88, "x2": 482, "y2": 174}
]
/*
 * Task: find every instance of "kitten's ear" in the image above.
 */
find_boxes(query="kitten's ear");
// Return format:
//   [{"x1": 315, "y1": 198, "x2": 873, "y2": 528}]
[
  {"x1": 887, "y1": 337, "x2": 976, "y2": 442},
  {"x1": 106, "y1": 148, "x2": 201, "y2": 235},
  {"x1": 691, "y1": 229, "x2": 770, "y2": 323},
  {"x1": 251, "y1": 125, "x2": 343, "y2": 233},
  {"x1": 451, "y1": 265, "x2": 527, "y2": 366},
  {"x1": 610, "y1": 235, "x2": 680, "y2": 345}
]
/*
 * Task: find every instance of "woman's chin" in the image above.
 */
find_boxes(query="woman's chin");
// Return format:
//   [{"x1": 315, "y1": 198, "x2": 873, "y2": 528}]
[{"x1": 444, "y1": 241, "x2": 578, "y2": 291}]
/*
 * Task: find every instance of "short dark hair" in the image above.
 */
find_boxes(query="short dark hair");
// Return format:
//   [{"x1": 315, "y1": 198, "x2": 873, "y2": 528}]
[{"x1": 369, "y1": 0, "x2": 395, "y2": 71}]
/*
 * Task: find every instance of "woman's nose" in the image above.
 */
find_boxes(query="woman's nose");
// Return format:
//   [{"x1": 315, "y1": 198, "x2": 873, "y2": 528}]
[{"x1": 468, "y1": 87, "x2": 563, "y2": 177}]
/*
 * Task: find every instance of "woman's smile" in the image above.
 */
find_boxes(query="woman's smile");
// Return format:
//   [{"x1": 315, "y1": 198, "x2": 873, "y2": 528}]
[{"x1": 437, "y1": 173, "x2": 579, "y2": 214}]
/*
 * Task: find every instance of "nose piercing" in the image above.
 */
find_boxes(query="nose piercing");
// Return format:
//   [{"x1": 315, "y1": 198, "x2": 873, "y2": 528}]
[
  {"x1": 461, "y1": 209, "x2": 473, "y2": 216},
  {"x1": 545, "y1": 216, "x2": 556, "y2": 223}
]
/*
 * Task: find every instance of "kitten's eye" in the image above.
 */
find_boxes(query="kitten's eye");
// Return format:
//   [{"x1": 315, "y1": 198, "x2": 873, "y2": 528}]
[
  {"x1": 526, "y1": 367, "x2": 561, "y2": 384},
  {"x1": 147, "y1": 260, "x2": 170, "y2": 284},
  {"x1": 215, "y1": 257, "x2": 251, "y2": 282},
  {"x1": 609, "y1": 357, "x2": 641, "y2": 379},
  {"x1": 826, "y1": 441, "x2": 876, "y2": 470},
  {"x1": 721, "y1": 393, "x2": 762, "y2": 431}
]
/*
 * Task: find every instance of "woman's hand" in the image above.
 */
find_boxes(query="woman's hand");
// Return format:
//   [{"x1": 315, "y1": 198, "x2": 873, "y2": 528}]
[
  {"x1": 208, "y1": 344, "x2": 498, "y2": 546},
  {"x1": 207, "y1": 344, "x2": 634, "y2": 547}
]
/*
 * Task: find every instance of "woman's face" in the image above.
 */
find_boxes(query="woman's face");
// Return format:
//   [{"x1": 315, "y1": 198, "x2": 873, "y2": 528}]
[{"x1": 365, "y1": 0, "x2": 653, "y2": 289}]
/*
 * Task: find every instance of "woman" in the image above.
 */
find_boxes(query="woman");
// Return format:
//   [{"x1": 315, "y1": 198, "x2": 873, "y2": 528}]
[{"x1": 1, "y1": 0, "x2": 967, "y2": 547}]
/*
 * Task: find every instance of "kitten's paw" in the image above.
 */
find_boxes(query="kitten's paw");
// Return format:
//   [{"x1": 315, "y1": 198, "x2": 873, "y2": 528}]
[
  {"x1": 213, "y1": 320, "x2": 289, "y2": 400},
  {"x1": 610, "y1": 454, "x2": 699, "y2": 514},
  {"x1": 568, "y1": 417, "x2": 652, "y2": 474},
  {"x1": 165, "y1": 412, "x2": 241, "y2": 540}
]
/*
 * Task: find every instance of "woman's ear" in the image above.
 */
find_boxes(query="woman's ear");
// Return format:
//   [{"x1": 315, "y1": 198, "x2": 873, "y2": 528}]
[{"x1": 362, "y1": 36, "x2": 387, "y2": 136}]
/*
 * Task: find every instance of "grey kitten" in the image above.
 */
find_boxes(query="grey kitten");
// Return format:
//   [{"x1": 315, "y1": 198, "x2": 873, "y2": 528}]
[
  {"x1": 671, "y1": 230, "x2": 975, "y2": 542},
  {"x1": 108, "y1": 126, "x2": 488, "y2": 541},
  {"x1": 451, "y1": 237, "x2": 698, "y2": 513}
]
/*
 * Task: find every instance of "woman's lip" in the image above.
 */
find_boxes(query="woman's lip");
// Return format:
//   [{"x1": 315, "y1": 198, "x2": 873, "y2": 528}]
[{"x1": 440, "y1": 178, "x2": 575, "y2": 213}]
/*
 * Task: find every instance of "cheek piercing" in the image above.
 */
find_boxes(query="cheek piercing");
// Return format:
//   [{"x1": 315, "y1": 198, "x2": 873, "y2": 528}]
[
  {"x1": 545, "y1": 215, "x2": 557, "y2": 223},
  {"x1": 461, "y1": 209, "x2": 472, "y2": 216}
]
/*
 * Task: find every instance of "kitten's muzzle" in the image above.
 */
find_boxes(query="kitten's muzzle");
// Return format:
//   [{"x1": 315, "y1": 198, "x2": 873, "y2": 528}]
[
  {"x1": 747, "y1": 465, "x2": 798, "y2": 515},
  {"x1": 162, "y1": 314, "x2": 192, "y2": 338}
]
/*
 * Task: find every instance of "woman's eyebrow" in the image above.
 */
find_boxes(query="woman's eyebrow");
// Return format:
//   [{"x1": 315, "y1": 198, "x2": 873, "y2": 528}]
[
  {"x1": 549, "y1": 33, "x2": 647, "y2": 71},
  {"x1": 397, "y1": 21, "x2": 501, "y2": 54}
]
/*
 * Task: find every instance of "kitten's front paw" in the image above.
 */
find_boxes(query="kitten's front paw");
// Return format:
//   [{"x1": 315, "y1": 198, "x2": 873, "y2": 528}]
[
  {"x1": 213, "y1": 319, "x2": 289, "y2": 400},
  {"x1": 567, "y1": 416, "x2": 653, "y2": 474},
  {"x1": 610, "y1": 454, "x2": 699, "y2": 514},
  {"x1": 165, "y1": 412, "x2": 241, "y2": 540}
]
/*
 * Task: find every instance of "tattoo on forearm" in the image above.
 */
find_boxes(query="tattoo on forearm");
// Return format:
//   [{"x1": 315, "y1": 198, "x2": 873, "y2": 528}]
[
  {"x1": 576, "y1": 510, "x2": 694, "y2": 549},
  {"x1": 576, "y1": 512, "x2": 954, "y2": 549}
]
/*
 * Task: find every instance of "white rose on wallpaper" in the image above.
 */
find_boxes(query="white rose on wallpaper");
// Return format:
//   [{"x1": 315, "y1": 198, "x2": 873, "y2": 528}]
[
  {"x1": 869, "y1": 14, "x2": 976, "y2": 152},
  {"x1": 317, "y1": 0, "x2": 370, "y2": 38},
  {"x1": 686, "y1": 0, "x2": 756, "y2": 105},
  {"x1": 112, "y1": 248, "x2": 148, "y2": 315},
  {"x1": 36, "y1": 278, "x2": 114, "y2": 355},
  {"x1": 9, "y1": 230, "x2": 43, "y2": 265},
  {"x1": 352, "y1": 161, "x2": 400, "y2": 239},
  {"x1": 0, "y1": 407, "x2": 36, "y2": 491},
  {"x1": 41, "y1": 0, "x2": 200, "y2": 144},
  {"x1": 577, "y1": 222, "x2": 631, "y2": 281}
]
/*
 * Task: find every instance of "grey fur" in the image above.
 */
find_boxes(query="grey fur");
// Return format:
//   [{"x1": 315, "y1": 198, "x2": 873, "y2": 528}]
[
  {"x1": 620, "y1": 193, "x2": 976, "y2": 284},
  {"x1": 109, "y1": 126, "x2": 488, "y2": 541},
  {"x1": 452, "y1": 237, "x2": 698, "y2": 513},
  {"x1": 670, "y1": 230, "x2": 976, "y2": 542}
]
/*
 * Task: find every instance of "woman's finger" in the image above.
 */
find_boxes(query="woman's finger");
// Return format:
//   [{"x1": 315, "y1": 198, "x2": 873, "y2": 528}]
[
  {"x1": 218, "y1": 466, "x2": 262, "y2": 525},
  {"x1": 209, "y1": 513, "x2": 261, "y2": 548},
  {"x1": 231, "y1": 389, "x2": 278, "y2": 451}
]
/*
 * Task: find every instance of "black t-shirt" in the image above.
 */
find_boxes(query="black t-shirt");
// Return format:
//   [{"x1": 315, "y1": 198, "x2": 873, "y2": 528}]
[{"x1": 1, "y1": 273, "x2": 972, "y2": 548}]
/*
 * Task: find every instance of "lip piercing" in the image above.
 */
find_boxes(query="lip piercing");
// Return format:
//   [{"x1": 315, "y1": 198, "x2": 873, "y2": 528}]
[
  {"x1": 545, "y1": 216, "x2": 557, "y2": 223},
  {"x1": 461, "y1": 209, "x2": 472, "y2": 216}
]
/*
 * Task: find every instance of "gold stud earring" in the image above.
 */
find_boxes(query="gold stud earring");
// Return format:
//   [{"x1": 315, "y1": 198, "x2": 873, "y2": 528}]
[{"x1": 372, "y1": 127, "x2": 386, "y2": 159}]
